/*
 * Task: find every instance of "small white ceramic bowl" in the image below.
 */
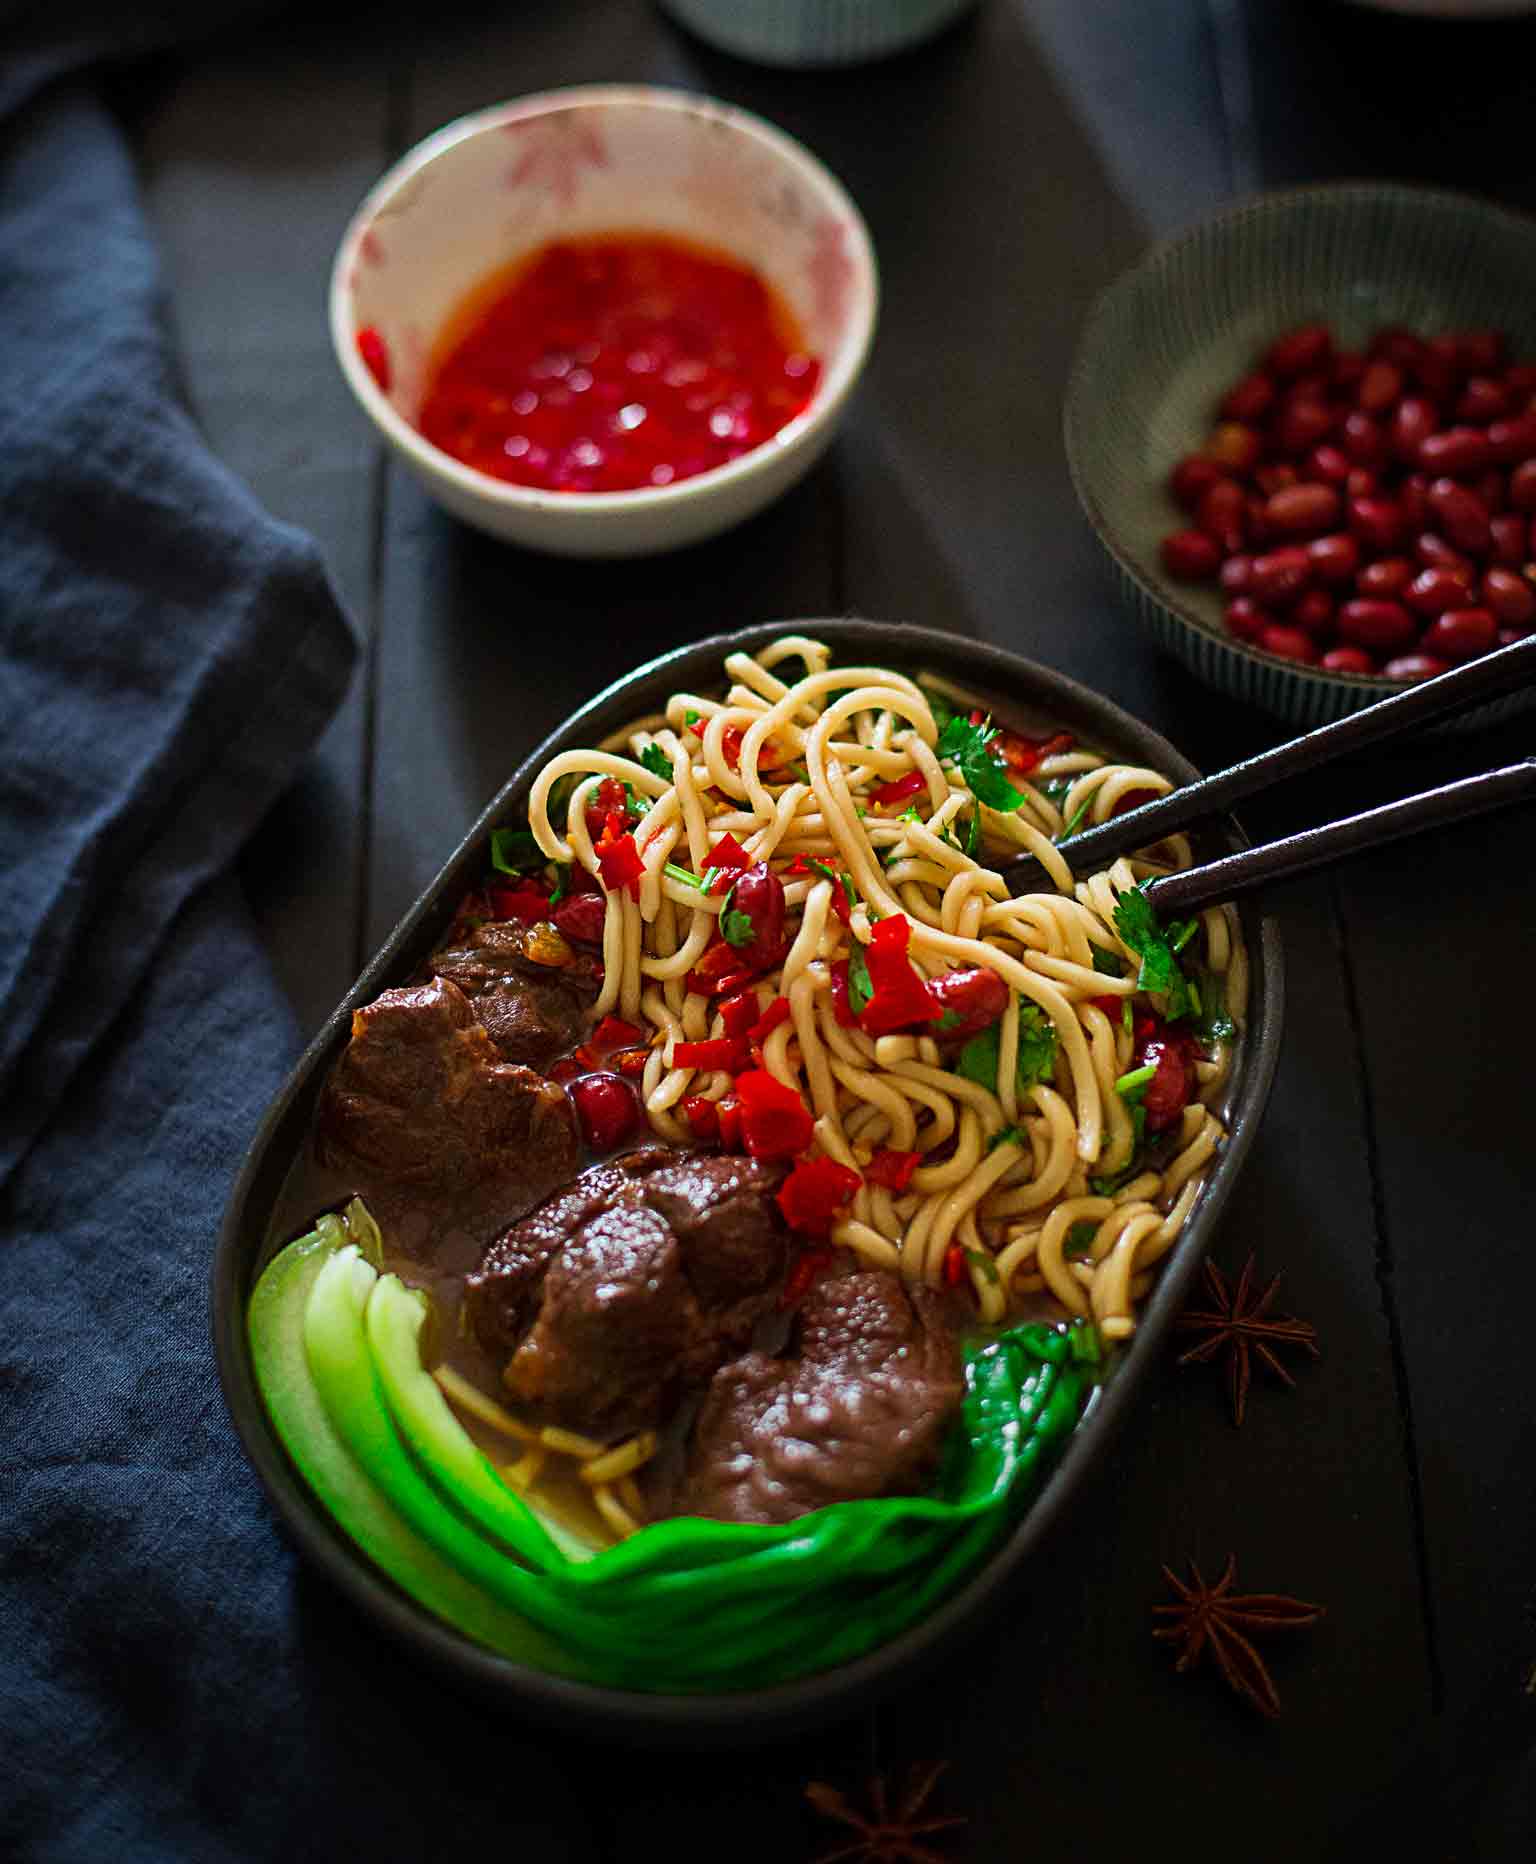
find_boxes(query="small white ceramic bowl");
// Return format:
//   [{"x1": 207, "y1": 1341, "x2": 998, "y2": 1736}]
[{"x1": 330, "y1": 85, "x2": 878, "y2": 557}]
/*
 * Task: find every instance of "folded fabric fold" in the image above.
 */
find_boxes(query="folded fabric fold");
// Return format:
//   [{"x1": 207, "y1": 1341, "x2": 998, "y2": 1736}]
[{"x1": 0, "y1": 83, "x2": 356, "y2": 1180}]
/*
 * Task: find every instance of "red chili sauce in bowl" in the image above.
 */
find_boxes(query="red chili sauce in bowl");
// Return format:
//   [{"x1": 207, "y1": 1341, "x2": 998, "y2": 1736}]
[{"x1": 413, "y1": 234, "x2": 822, "y2": 494}]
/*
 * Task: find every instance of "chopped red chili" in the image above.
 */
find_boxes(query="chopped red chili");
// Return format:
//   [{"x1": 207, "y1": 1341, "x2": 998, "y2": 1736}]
[
  {"x1": 681, "y1": 1095, "x2": 720, "y2": 1143},
  {"x1": 943, "y1": 1241, "x2": 970, "y2": 1287},
  {"x1": 748, "y1": 995, "x2": 792, "y2": 1041},
  {"x1": 1090, "y1": 994, "x2": 1124, "y2": 1019},
  {"x1": 735, "y1": 1068, "x2": 815, "y2": 1160},
  {"x1": 858, "y1": 913, "x2": 943, "y2": 1037},
  {"x1": 673, "y1": 1035, "x2": 751, "y2": 1074},
  {"x1": 706, "y1": 832, "x2": 752, "y2": 883},
  {"x1": 870, "y1": 769, "x2": 927, "y2": 810},
  {"x1": 1001, "y1": 729, "x2": 1075, "y2": 774},
  {"x1": 595, "y1": 828, "x2": 644, "y2": 899},
  {"x1": 721, "y1": 729, "x2": 782, "y2": 773},
  {"x1": 864, "y1": 1147, "x2": 920, "y2": 1192},
  {"x1": 776, "y1": 1156, "x2": 861, "y2": 1236},
  {"x1": 717, "y1": 990, "x2": 760, "y2": 1038},
  {"x1": 488, "y1": 884, "x2": 553, "y2": 924},
  {"x1": 613, "y1": 1047, "x2": 651, "y2": 1078},
  {"x1": 686, "y1": 939, "x2": 755, "y2": 997},
  {"x1": 716, "y1": 1095, "x2": 743, "y2": 1151}
]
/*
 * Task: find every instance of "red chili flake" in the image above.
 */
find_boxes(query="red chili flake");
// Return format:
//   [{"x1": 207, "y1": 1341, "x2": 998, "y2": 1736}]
[
  {"x1": 356, "y1": 324, "x2": 391, "y2": 392},
  {"x1": 776, "y1": 1155, "x2": 861, "y2": 1236},
  {"x1": 748, "y1": 995, "x2": 792, "y2": 1041},
  {"x1": 864, "y1": 1147, "x2": 920, "y2": 1192},
  {"x1": 943, "y1": 1241, "x2": 968, "y2": 1287},
  {"x1": 736, "y1": 1068, "x2": 816, "y2": 1160},
  {"x1": 869, "y1": 769, "x2": 927, "y2": 810},
  {"x1": 613, "y1": 1047, "x2": 651, "y2": 1078},
  {"x1": 779, "y1": 1246, "x2": 835, "y2": 1309},
  {"x1": 573, "y1": 1044, "x2": 602, "y2": 1071},
  {"x1": 1090, "y1": 994, "x2": 1124, "y2": 1019}
]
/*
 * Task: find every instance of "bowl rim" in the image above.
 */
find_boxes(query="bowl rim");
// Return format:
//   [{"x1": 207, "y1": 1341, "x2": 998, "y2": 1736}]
[
  {"x1": 328, "y1": 82, "x2": 880, "y2": 516},
  {"x1": 212, "y1": 618, "x2": 1284, "y2": 1741},
  {"x1": 1063, "y1": 177, "x2": 1536, "y2": 695}
]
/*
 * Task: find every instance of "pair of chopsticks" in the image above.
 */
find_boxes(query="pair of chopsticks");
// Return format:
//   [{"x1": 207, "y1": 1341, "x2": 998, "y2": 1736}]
[{"x1": 999, "y1": 633, "x2": 1536, "y2": 919}]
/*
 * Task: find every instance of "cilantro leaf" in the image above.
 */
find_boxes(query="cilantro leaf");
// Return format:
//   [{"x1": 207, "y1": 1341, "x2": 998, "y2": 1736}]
[
  {"x1": 1065, "y1": 1220, "x2": 1099, "y2": 1259},
  {"x1": 963, "y1": 806, "x2": 982, "y2": 858},
  {"x1": 720, "y1": 908, "x2": 756, "y2": 949},
  {"x1": 847, "y1": 944, "x2": 874, "y2": 1015},
  {"x1": 683, "y1": 709, "x2": 701, "y2": 727},
  {"x1": 490, "y1": 827, "x2": 543, "y2": 874},
  {"x1": 935, "y1": 714, "x2": 1029, "y2": 815},
  {"x1": 1089, "y1": 945, "x2": 1124, "y2": 978},
  {"x1": 639, "y1": 743, "x2": 672, "y2": 782},
  {"x1": 1016, "y1": 1004, "x2": 1059, "y2": 1087},
  {"x1": 1090, "y1": 1102, "x2": 1148, "y2": 1196},
  {"x1": 1112, "y1": 884, "x2": 1195, "y2": 1020},
  {"x1": 1115, "y1": 1062, "x2": 1156, "y2": 1100},
  {"x1": 964, "y1": 1247, "x2": 1001, "y2": 1285},
  {"x1": 548, "y1": 861, "x2": 571, "y2": 906},
  {"x1": 987, "y1": 1125, "x2": 1025, "y2": 1153},
  {"x1": 1191, "y1": 967, "x2": 1237, "y2": 1043},
  {"x1": 954, "y1": 1002, "x2": 1058, "y2": 1095}
]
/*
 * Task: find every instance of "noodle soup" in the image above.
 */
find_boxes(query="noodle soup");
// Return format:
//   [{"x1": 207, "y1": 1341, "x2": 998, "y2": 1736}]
[{"x1": 224, "y1": 623, "x2": 1275, "y2": 1717}]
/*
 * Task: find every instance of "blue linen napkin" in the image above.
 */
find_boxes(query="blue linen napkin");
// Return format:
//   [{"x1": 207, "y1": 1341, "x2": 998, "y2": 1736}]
[{"x1": 0, "y1": 22, "x2": 593, "y2": 1858}]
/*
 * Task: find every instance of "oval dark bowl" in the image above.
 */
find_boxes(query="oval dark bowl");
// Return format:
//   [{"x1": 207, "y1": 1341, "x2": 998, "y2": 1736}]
[{"x1": 213, "y1": 618, "x2": 1284, "y2": 1743}]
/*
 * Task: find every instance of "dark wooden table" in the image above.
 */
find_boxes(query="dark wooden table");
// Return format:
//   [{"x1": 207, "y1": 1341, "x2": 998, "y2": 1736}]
[{"x1": 138, "y1": 2, "x2": 1536, "y2": 1855}]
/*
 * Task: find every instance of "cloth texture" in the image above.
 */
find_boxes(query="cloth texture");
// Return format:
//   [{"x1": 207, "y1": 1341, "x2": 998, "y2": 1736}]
[{"x1": 0, "y1": 17, "x2": 588, "y2": 1861}]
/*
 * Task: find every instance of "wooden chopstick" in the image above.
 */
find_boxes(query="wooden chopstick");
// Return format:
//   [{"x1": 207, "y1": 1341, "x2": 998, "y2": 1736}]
[
  {"x1": 1141, "y1": 760, "x2": 1536, "y2": 919},
  {"x1": 998, "y1": 631, "x2": 1536, "y2": 893}
]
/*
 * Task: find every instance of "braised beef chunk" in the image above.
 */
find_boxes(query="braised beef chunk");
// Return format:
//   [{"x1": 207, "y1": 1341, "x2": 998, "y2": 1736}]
[
  {"x1": 463, "y1": 1149, "x2": 790, "y2": 1437},
  {"x1": 317, "y1": 976, "x2": 580, "y2": 1212},
  {"x1": 431, "y1": 920, "x2": 600, "y2": 1070},
  {"x1": 503, "y1": 1206, "x2": 706, "y2": 1435},
  {"x1": 671, "y1": 1270, "x2": 963, "y2": 1526}
]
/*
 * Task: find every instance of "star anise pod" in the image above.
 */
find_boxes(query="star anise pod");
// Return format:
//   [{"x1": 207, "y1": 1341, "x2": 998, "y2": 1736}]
[
  {"x1": 804, "y1": 1759, "x2": 965, "y2": 1863},
  {"x1": 1174, "y1": 1254, "x2": 1319, "y2": 1426},
  {"x1": 1154, "y1": 1554, "x2": 1324, "y2": 1719}
]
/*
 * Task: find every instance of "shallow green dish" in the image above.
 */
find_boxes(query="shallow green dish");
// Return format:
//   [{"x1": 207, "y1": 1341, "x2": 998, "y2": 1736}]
[{"x1": 1065, "y1": 182, "x2": 1536, "y2": 728}]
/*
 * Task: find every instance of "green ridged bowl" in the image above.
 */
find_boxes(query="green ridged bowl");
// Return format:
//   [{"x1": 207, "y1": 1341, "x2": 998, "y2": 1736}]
[{"x1": 1065, "y1": 183, "x2": 1536, "y2": 727}]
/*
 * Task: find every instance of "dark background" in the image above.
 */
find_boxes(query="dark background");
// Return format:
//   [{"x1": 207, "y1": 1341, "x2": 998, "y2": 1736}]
[{"x1": 134, "y1": 1, "x2": 1535, "y2": 1855}]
